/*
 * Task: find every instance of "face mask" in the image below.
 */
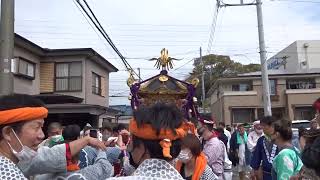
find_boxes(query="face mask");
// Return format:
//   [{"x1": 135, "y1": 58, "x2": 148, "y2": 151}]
[
  {"x1": 7, "y1": 129, "x2": 38, "y2": 162},
  {"x1": 178, "y1": 149, "x2": 192, "y2": 163}
]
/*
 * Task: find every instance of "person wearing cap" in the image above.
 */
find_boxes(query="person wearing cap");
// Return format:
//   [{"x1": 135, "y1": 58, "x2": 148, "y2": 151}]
[
  {"x1": 247, "y1": 120, "x2": 264, "y2": 153},
  {"x1": 199, "y1": 119, "x2": 225, "y2": 179},
  {"x1": 107, "y1": 103, "x2": 196, "y2": 180},
  {"x1": 0, "y1": 94, "x2": 107, "y2": 179},
  {"x1": 229, "y1": 123, "x2": 251, "y2": 180}
]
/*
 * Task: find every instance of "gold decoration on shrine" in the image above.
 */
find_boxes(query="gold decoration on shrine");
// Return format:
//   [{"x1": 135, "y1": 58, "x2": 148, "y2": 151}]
[
  {"x1": 149, "y1": 48, "x2": 180, "y2": 70},
  {"x1": 159, "y1": 75, "x2": 169, "y2": 82},
  {"x1": 191, "y1": 78, "x2": 200, "y2": 87},
  {"x1": 127, "y1": 69, "x2": 136, "y2": 87}
]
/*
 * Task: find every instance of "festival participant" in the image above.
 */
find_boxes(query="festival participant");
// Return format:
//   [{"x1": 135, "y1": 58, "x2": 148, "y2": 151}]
[
  {"x1": 250, "y1": 116, "x2": 278, "y2": 180},
  {"x1": 39, "y1": 122, "x2": 64, "y2": 147},
  {"x1": 0, "y1": 94, "x2": 106, "y2": 179},
  {"x1": 310, "y1": 119, "x2": 319, "y2": 130},
  {"x1": 108, "y1": 103, "x2": 196, "y2": 180},
  {"x1": 229, "y1": 123, "x2": 251, "y2": 180},
  {"x1": 35, "y1": 124, "x2": 113, "y2": 180},
  {"x1": 175, "y1": 134, "x2": 217, "y2": 180},
  {"x1": 200, "y1": 120, "x2": 225, "y2": 179},
  {"x1": 219, "y1": 122, "x2": 231, "y2": 152},
  {"x1": 271, "y1": 118, "x2": 303, "y2": 180},
  {"x1": 247, "y1": 120, "x2": 264, "y2": 153}
]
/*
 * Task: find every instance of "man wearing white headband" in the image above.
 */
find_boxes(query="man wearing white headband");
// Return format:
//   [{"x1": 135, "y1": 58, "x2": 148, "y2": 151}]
[{"x1": 247, "y1": 120, "x2": 264, "y2": 153}]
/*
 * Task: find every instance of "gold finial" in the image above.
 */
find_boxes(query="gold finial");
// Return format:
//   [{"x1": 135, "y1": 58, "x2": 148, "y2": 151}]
[
  {"x1": 191, "y1": 78, "x2": 200, "y2": 87},
  {"x1": 149, "y1": 48, "x2": 180, "y2": 70},
  {"x1": 127, "y1": 69, "x2": 136, "y2": 87}
]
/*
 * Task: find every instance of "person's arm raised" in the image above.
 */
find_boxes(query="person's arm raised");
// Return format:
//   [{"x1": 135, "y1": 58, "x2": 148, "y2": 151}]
[{"x1": 69, "y1": 136, "x2": 106, "y2": 156}]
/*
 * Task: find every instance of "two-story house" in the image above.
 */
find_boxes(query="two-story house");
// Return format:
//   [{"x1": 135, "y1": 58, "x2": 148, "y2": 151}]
[
  {"x1": 210, "y1": 69, "x2": 320, "y2": 125},
  {"x1": 13, "y1": 34, "x2": 119, "y2": 129}
]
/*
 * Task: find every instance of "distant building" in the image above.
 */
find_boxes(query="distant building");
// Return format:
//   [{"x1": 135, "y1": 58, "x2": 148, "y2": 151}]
[
  {"x1": 110, "y1": 105, "x2": 133, "y2": 124},
  {"x1": 13, "y1": 34, "x2": 119, "y2": 129},
  {"x1": 267, "y1": 40, "x2": 320, "y2": 71},
  {"x1": 210, "y1": 69, "x2": 320, "y2": 125}
]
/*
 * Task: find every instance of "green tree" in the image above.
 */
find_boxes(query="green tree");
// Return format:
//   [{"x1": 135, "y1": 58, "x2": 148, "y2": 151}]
[{"x1": 189, "y1": 54, "x2": 260, "y2": 103}]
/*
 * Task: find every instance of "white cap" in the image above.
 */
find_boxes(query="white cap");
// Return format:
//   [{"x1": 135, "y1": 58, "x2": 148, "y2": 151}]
[{"x1": 253, "y1": 120, "x2": 260, "y2": 126}]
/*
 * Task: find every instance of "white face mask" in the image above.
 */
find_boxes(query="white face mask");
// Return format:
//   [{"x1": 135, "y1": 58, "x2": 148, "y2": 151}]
[
  {"x1": 177, "y1": 149, "x2": 192, "y2": 163},
  {"x1": 255, "y1": 129, "x2": 263, "y2": 134},
  {"x1": 7, "y1": 129, "x2": 38, "y2": 162}
]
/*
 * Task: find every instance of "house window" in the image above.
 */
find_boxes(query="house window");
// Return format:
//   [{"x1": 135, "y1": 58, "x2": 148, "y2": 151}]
[
  {"x1": 294, "y1": 107, "x2": 315, "y2": 120},
  {"x1": 287, "y1": 79, "x2": 316, "y2": 89},
  {"x1": 232, "y1": 83, "x2": 252, "y2": 91},
  {"x1": 11, "y1": 57, "x2": 35, "y2": 79},
  {"x1": 269, "y1": 79, "x2": 277, "y2": 95},
  {"x1": 92, "y1": 72, "x2": 102, "y2": 95},
  {"x1": 55, "y1": 62, "x2": 82, "y2": 91},
  {"x1": 232, "y1": 108, "x2": 255, "y2": 123}
]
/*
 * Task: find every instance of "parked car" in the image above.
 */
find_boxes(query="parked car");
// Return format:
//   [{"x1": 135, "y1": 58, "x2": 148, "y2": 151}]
[
  {"x1": 291, "y1": 120, "x2": 310, "y2": 150},
  {"x1": 292, "y1": 120, "x2": 310, "y2": 130}
]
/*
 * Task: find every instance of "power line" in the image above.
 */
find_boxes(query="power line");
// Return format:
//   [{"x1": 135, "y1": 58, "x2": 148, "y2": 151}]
[
  {"x1": 207, "y1": 0, "x2": 221, "y2": 54},
  {"x1": 74, "y1": 0, "x2": 141, "y2": 80}
]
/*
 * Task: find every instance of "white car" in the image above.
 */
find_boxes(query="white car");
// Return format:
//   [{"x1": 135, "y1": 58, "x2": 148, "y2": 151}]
[
  {"x1": 292, "y1": 120, "x2": 310, "y2": 130},
  {"x1": 291, "y1": 120, "x2": 311, "y2": 150}
]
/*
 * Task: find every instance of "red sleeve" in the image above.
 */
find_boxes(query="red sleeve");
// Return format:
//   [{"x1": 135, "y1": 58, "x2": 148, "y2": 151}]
[{"x1": 65, "y1": 143, "x2": 72, "y2": 165}]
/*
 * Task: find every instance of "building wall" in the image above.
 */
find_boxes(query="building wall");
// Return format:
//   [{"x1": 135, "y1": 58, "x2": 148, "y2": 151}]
[
  {"x1": 267, "y1": 42, "x2": 298, "y2": 71},
  {"x1": 296, "y1": 40, "x2": 320, "y2": 70},
  {"x1": 286, "y1": 89, "x2": 320, "y2": 120},
  {"x1": 85, "y1": 59, "x2": 109, "y2": 107},
  {"x1": 13, "y1": 46, "x2": 40, "y2": 95},
  {"x1": 267, "y1": 40, "x2": 320, "y2": 71}
]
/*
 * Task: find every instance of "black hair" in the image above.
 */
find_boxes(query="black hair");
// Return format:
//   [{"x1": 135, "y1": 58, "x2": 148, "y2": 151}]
[
  {"x1": 181, "y1": 134, "x2": 201, "y2": 157},
  {"x1": 301, "y1": 137, "x2": 320, "y2": 176},
  {"x1": 63, "y1": 124, "x2": 81, "y2": 142},
  {"x1": 303, "y1": 129, "x2": 320, "y2": 146},
  {"x1": 48, "y1": 122, "x2": 62, "y2": 132},
  {"x1": 216, "y1": 127, "x2": 224, "y2": 134},
  {"x1": 272, "y1": 119, "x2": 292, "y2": 141},
  {"x1": 226, "y1": 126, "x2": 231, "y2": 132},
  {"x1": 298, "y1": 127, "x2": 306, "y2": 139},
  {"x1": 203, "y1": 123, "x2": 214, "y2": 132},
  {"x1": 132, "y1": 103, "x2": 184, "y2": 160},
  {"x1": 0, "y1": 94, "x2": 45, "y2": 139},
  {"x1": 260, "y1": 116, "x2": 277, "y2": 126},
  {"x1": 219, "y1": 122, "x2": 225, "y2": 127}
]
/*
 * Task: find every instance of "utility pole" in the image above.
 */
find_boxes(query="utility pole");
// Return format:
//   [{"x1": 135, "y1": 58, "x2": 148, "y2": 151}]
[
  {"x1": 200, "y1": 47, "x2": 206, "y2": 113},
  {"x1": 256, "y1": 0, "x2": 272, "y2": 116},
  {"x1": 0, "y1": 0, "x2": 14, "y2": 95},
  {"x1": 221, "y1": 0, "x2": 272, "y2": 116}
]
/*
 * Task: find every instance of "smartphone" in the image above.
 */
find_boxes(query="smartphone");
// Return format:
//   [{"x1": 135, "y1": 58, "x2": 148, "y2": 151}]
[{"x1": 89, "y1": 129, "x2": 98, "y2": 138}]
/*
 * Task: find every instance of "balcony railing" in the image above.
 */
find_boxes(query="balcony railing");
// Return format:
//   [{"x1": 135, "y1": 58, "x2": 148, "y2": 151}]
[{"x1": 223, "y1": 91, "x2": 257, "y2": 96}]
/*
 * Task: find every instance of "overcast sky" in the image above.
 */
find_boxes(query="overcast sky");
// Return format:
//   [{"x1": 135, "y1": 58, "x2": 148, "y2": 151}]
[{"x1": 13, "y1": 0, "x2": 320, "y2": 105}]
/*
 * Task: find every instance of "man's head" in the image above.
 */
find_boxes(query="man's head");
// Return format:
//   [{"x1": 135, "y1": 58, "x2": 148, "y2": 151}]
[
  {"x1": 200, "y1": 122, "x2": 215, "y2": 141},
  {"x1": 63, "y1": 124, "x2": 81, "y2": 142},
  {"x1": 253, "y1": 120, "x2": 263, "y2": 134},
  {"x1": 101, "y1": 125, "x2": 113, "y2": 141},
  {"x1": 0, "y1": 94, "x2": 47, "y2": 163},
  {"x1": 237, "y1": 124, "x2": 245, "y2": 135},
  {"x1": 47, "y1": 122, "x2": 63, "y2": 137},
  {"x1": 260, "y1": 116, "x2": 277, "y2": 136},
  {"x1": 128, "y1": 103, "x2": 185, "y2": 167},
  {"x1": 219, "y1": 122, "x2": 226, "y2": 128}
]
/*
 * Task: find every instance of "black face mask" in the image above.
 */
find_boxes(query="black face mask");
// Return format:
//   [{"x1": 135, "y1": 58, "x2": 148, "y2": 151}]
[{"x1": 129, "y1": 152, "x2": 139, "y2": 169}]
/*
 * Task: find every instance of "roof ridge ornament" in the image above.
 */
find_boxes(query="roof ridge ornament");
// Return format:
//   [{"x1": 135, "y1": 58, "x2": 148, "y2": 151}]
[{"x1": 149, "y1": 48, "x2": 181, "y2": 71}]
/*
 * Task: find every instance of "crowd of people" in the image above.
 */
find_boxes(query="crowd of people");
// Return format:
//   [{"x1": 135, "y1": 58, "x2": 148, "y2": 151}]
[{"x1": 0, "y1": 94, "x2": 320, "y2": 180}]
